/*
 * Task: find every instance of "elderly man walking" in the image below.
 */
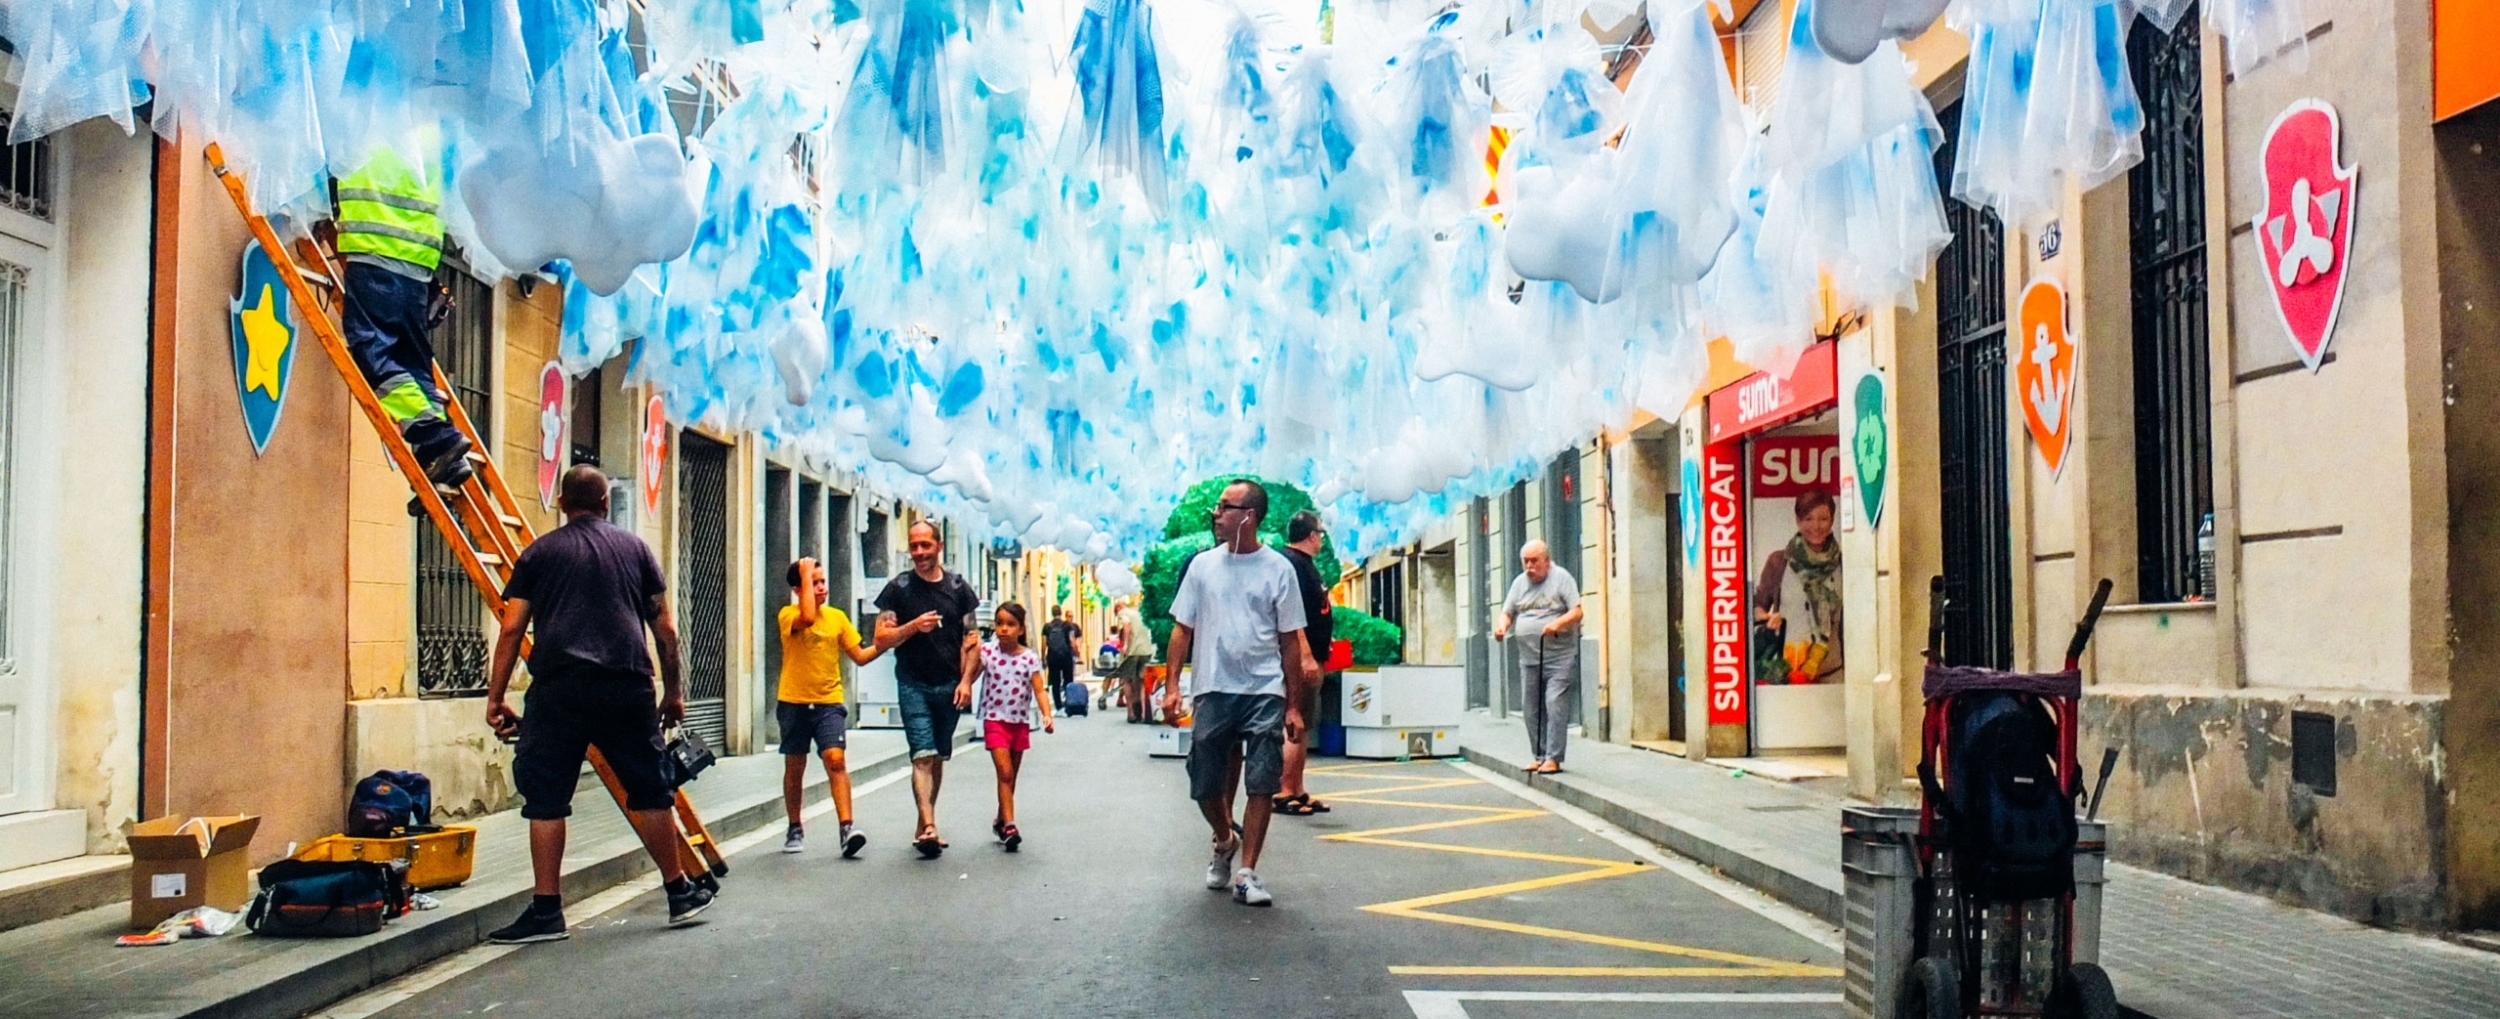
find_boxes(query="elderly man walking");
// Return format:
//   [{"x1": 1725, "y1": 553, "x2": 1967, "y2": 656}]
[{"x1": 1491, "y1": 539, "x2": 1584, "y2": 774}]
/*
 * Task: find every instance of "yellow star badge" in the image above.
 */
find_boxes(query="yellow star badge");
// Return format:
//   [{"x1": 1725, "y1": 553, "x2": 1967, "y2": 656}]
[{"x1": 238, "y1": 283, "x2": 293, "y2": 397}]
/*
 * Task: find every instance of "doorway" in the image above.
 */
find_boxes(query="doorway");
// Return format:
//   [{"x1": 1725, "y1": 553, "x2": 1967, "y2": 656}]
[
  {"x1": 1932, "y1": 100, "x2": 2016, "y2": 669},
  {"x1": 678, "y1": 432, "x2": 731, "y2": 748}
]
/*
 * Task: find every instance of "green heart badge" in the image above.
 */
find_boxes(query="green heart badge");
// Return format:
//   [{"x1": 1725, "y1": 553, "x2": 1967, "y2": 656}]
[{"x1": 1852, "y1": 372, "x2": 1888, "y2": 528}]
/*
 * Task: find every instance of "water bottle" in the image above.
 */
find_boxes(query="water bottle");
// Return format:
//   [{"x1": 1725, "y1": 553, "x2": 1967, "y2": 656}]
[{"x1": 2195, "y1": 513, "x2": 2216, "y2": 601}]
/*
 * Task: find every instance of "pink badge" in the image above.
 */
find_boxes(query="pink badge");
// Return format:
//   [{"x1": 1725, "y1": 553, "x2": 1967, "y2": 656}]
[{"x1": 2252, "y1": 100, "x2": 2358, "y2": 371}]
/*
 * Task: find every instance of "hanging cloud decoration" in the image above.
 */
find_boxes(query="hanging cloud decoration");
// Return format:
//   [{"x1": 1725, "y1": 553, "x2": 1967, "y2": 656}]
[{"x1": 0, "y1": 0, "x2": 2184, "y2": 561}]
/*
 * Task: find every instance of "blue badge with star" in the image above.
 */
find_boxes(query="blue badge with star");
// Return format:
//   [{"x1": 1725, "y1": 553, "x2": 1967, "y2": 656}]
[{"x1": 229, "y1": 239, "x2": 300, "y2": 455}]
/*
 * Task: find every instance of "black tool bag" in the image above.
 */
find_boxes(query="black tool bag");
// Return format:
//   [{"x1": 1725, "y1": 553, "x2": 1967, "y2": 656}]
[
  {"x1": 1942, "y1": 692, "x2": 2077, "y2": 901},
  {"x1": 666, "y1": 727, "x2": 717, "y2": 788},
  {"x1": 246, "y1": 859, "x2": 408, "y2": 937}
]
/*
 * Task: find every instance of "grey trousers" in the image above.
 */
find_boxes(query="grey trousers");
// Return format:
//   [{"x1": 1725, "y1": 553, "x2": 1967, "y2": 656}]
[{"x1": 1516, "y1": 636, "x2": 1578, "y2": 764}]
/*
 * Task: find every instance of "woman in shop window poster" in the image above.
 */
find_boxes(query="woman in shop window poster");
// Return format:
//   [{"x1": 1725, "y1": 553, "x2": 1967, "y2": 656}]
[{"x1": 1752, "y1": 490, "x2": 1843, "y2": 684}]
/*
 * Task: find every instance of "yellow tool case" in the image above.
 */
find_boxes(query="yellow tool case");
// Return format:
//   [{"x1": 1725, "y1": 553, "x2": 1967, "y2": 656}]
[{"x1": 292, "y1": 826, "x2": 477, "y2": 890}]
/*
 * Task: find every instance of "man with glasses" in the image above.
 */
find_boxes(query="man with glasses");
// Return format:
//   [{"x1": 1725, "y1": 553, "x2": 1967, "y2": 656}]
[
  {"x1": 874, "y1": 520, "x2": 979, "y2": 858},
  {"x1": 1162, "y1": 480, "x2": 1310, "y2": 906}
]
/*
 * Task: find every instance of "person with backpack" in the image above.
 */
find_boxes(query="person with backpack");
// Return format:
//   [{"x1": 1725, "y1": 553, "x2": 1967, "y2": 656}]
[
  {"x1": 778, "y1": 557, "x2": 900, "y2": 857},
  {"x1": 1041, "y1": 607, "x2": 1082, "y2": 711},
  {"x1": 483, "y1": 465, "x2": 711, "y2": 944}
]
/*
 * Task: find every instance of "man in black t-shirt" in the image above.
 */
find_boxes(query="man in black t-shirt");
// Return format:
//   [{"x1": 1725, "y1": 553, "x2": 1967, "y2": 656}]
[
  {"x1": 483, "y1": 466, "x2": 711, "y2": 944},
  {"x1": 1041, "y1": 609, "x2": 1082, "y2": 710},
  {"x1": 1274, "y1": 511, "x2": 1336, "y2": 816},
  {"x1": 874, "y1": 520, "x2": 979, "y2": 857}
]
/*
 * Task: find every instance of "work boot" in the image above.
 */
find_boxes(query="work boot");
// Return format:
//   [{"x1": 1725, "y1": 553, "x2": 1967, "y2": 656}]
[
  {"x1": 666, "y1": 878, "x2": 713, "y2": 925},
  {"x1": 486, "y1": 903, "x2": 570, "y2": 944}
]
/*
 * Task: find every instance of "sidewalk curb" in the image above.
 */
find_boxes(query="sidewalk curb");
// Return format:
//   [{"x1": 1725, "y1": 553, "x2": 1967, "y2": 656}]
[
  {"x1": 180, "y1": 740, "x2": 932, "y2": 1019},
  {"x1": 1459, "y1": 746, "x2": 1846, "y2": 925}
]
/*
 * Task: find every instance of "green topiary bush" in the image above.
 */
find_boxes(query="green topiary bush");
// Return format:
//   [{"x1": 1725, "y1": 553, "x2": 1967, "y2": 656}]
[
  {"x1": 1332, "y1": 606, "x2": 1404, "y2": 666},
  {"x1": 1141, "y1": 474, "x2": 1341, "y2": 658}
]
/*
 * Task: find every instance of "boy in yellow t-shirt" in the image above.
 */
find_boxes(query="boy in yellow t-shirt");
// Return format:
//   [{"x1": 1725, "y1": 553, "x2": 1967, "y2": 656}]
[{"x1": 779, "y1": 557, "x2": 894, "y2": 857}]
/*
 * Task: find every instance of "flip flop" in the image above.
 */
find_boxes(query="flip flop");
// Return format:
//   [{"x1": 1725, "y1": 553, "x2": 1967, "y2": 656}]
[
  {"x1": 1272, "y1": 795, "x2": 1317, "y2": 816},
  {"x1": 914, "y1": 827, "x2": 945, "y2": 859}
]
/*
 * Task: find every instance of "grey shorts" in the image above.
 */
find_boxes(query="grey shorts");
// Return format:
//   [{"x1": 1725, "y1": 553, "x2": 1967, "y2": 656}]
[
  {"x1": 776, "y1": 701, "x2": 848, "y2": 755},
  {"x1": 1187, "y1": 692, "x2": 1285, "y2": 802}
]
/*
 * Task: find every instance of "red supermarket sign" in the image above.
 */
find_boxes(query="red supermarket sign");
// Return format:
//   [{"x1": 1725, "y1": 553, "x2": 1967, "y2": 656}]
[
  {"x1": 1707, "y1": 342, "x2": 1837, "y2": 444},
  {"x1": 1702, "y1": 441, "x2": 1747, "y2": 726}
]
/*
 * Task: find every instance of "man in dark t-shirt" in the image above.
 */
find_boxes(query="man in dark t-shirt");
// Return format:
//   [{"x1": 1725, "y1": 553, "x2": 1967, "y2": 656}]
[
  {"x1": 483, "y1": 466, "x2": 710, "y2": 944},
  {"x1": 1275, "y1": 511, "x2": 1335, "y2": 816},
  {"x1": 874, "y1": 519, "x2": 979, "y2": 857},
  {"x1": 1041, "y1": 610, "x2": 1081, "y2": 710}
]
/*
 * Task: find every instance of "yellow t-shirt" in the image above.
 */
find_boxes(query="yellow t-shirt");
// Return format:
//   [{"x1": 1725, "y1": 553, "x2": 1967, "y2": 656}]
[{"x1": 777, "y1": 604, "x2": 859, "y2": 705}]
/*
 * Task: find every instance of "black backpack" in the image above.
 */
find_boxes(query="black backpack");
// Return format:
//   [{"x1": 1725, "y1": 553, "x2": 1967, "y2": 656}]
[{"x1": 1942, "y1": 692, "x2": 2076, "y2": 901}]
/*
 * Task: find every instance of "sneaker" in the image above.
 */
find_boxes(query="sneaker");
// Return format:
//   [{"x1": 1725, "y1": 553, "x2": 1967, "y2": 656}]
[
  {"x1": 1205, "y1": 837, "x2": 1239, "y2": 891},
  {"x1": 666, "y1": 881, "x2": 714, "y2": 925},
  {"x1": 486, "y1": 905, "x2": 570, "y2": 944},
  {"x1": 1232, "y1": 868, "x2": 1273, "y2": 907},
  {"x1": 840, "y1": 823, "x2": 866, "y2": 859},
  {"x1": 782, "y1": 824, "x2": 805, "y2": 854}
]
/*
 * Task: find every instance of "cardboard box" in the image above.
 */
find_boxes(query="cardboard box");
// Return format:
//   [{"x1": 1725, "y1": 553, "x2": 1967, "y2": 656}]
[{"x1": 127, "y1": 814, "x2": 260, "y2": 929}]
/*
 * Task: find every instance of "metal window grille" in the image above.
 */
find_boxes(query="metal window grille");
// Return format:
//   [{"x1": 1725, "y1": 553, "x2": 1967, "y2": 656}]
[
  {"x1": 2128, "y1": 6, "x2": 2213, "y2": 604},
  {"x1": 679, "y1": 432, "x2": 732, "y2": 749},
  {"x1": 1546, "y1": 449, "x2": 1583, "y2": 580},
  {"x1": 0, "y1": 111, "x2": 55, "y2": 222},
  {"x1": 1931, "y1": 101, "x2": 2015, "y2": 670},
  {"x1": 0, "y1": 261, "x2": 25, "y2": 670},
  {"x1": 416, "y1": 270, "x2": 496, "y2": 696}
]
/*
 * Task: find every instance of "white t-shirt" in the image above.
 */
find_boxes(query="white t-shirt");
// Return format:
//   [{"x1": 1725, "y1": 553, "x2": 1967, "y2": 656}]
[{"x1": 1169, "y1": 544, "x2": 1307, "y2": 698}]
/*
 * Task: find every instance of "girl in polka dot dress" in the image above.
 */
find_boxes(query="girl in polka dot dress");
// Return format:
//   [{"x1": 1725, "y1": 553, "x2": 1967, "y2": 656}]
[{"x1": 955, "y1": 601, "x2": 1052, "y2": 850}]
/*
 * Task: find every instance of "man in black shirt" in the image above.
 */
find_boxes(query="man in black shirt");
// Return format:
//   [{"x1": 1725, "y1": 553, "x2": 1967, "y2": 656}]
[
  {"x1": 874, "y1": 520, "x2": 979, "y2": 857},
  {"x1": 1041, "y1": 609, "x2": 1082, "y2": 710},
  {"x1": 1274, "y1": 511, "x2": 1336, "y2": 816},
  {"x1": 484, "y1": 465, "x2": 711, "y2": 944}
]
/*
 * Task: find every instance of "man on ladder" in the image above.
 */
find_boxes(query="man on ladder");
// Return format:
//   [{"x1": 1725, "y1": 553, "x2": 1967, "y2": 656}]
[{"x1": 332, "y1": 141, "x2": 474, "y2": 490}]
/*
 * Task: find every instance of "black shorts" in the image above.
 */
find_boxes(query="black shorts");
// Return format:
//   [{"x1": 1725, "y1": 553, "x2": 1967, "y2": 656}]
[
  {"x1": 777, "y1": 701, "x2": 849, "y2": 755},
  {"x1": 514, "y1": 671, "x2": 675, "y2": 820}
]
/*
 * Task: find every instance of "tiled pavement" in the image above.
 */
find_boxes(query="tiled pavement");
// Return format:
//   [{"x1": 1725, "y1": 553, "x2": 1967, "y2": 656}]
[
  {"x1": 0, "y1": 727, "x2": 931, "y2": 1019},
  {"x1": 1459, "y1": 715, "x2": 2500, "y2": 1019}
]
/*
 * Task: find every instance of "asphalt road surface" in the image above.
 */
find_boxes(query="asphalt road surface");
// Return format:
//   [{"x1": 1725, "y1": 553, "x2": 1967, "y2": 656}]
[{"x1": 362, "y1": 713, "x2": 1842, "y2": 1019}]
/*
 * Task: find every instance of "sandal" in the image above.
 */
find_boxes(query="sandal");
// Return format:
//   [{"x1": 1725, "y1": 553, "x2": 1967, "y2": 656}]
[
  {"x1": 914, "y1": 826, "x2": 945, "y2": 859},
  {"x1": 1305, "y1": 797, "x2": 1333, "y2": 814},
  {"x1": 1272, "y1": 795, "x2": 1317, "y2": 816}
]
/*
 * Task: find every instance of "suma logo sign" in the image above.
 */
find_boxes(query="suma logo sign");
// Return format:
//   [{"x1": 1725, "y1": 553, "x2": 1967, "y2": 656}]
[
  {"x1": 640, "y1": 394, "x2": 668, "y2": 518},
  {"x1": 537, "y1": 362, "x2": 566, "y2": 509},
  {"x1": 2253, "y1": 99, "x2": 2357, "y2": 371}
]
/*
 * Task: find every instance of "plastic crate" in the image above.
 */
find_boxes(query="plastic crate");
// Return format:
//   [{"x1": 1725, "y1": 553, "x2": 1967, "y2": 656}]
[
  {"x1": 293, "y1": 826, "x2": 477, "y2": 890},
  {"x1": 1841, "y1": 806, "x2": 1920, "y2": 1019}
]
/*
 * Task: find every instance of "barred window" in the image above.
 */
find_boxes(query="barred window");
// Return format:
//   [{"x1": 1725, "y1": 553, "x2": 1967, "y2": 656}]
[
  {"x1": 0, "y1": 110, "x2": 56, "y2": 222},
  {"x1": 2128, "y1": 5, "x2": 2213, "y2": 603}
]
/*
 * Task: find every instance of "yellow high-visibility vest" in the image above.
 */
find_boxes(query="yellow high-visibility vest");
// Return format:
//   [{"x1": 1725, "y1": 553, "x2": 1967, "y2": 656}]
[{"x1": 334, "y1": 148, "x2": 445, "y2": 272}]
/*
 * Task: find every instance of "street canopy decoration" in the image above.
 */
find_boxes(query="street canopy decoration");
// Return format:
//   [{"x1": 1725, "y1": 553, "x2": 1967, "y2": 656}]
[{"x1": 0, "y1": 0, "x2": 2312, "y2": 558}]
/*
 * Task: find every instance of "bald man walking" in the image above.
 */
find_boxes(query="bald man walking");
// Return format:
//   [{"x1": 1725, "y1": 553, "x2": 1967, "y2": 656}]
[{"x1": 1491, "y1": 540, "x2": 1583, "y2": 774}]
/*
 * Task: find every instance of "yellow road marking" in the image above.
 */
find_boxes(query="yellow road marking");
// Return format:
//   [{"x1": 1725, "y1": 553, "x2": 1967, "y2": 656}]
[
  {"x1": 1389, "y1": 966, "x2": 1829, "y2": 978},
  {"x1": 1311, "y1": 762, "x2": 1844, "y2": 980}
]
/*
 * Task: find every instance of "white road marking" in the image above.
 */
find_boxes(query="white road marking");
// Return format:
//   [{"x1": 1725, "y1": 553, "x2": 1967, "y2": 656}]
[
  {"x1": 1404, "y1": 990, "x2": 1843, "y2": 1018},
  {"x1": 306, "y1": 766, "x2": 914, "y2": 1019},
  {"x1": 1449, "y1": 760, "x2": 1846, "y2": 953}
]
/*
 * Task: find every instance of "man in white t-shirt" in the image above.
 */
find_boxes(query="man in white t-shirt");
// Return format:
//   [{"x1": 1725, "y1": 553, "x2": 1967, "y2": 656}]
[{"x1": 1162, "y1": 479, "x2": 1309, "y2": 907}]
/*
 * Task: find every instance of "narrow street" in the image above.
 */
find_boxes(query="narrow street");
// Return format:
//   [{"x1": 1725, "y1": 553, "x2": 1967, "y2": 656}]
[{"x1": 363, "y1": 720, "x2": 1840, "y2": 1019}]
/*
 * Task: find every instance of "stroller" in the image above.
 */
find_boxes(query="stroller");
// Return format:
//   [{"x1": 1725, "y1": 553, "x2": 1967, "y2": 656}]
[{"x1": 1900, "y1": 577, "x2": 2119, "y2": 1019}]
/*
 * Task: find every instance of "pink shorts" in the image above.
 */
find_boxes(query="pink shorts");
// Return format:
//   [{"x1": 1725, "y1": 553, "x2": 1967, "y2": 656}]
[{"x1": 983, "y1": 720, "x2": 1031, "y2": 752}]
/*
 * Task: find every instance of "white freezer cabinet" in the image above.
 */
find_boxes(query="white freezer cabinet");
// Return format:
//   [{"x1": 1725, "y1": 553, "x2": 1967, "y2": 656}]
[{"x1": 1339, "y1": 665, "x2": 1465, "y2": 759}]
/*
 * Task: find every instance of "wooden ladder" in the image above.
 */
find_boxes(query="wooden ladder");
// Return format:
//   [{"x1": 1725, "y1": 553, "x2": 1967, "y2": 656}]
[{"x1": 204, "y1": 143, "x2": 728, "y2": 885}]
